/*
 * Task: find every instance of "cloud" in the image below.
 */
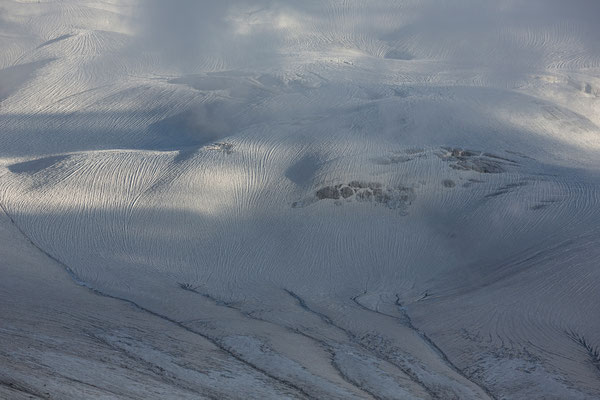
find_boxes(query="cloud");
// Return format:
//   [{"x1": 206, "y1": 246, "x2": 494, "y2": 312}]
[
  {"x1": 379, "y1": 0, "x2": 600, "y2": 81},
  {"x1": 127, "y1": 0, "x2": 600, "y2": 81},
  {"x1": 130, "y1": 0, "x2": 303, "y2": 72}
]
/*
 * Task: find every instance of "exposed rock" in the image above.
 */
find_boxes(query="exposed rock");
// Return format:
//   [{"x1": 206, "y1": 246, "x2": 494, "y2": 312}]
[
  {"x1": 349, "y1": 181, "x2": 368, "y2": 189},
  {"x1": 206, "y1": 142, "x2": 234, "y2": 154},
  {"x1": 316, "y1": 186, "x2": 340, "y2": 200},
  {"x1": 438, "y1": 147, "x2": 511, "y2": 174},
  {"x1": 340, "y1": 186, "x2": 354, "y2": 198},
  {"x1": 356, "y1": 190, "x2": 373, "y2": 201},
  {"x1": 310, "y1": 182, "x2": 415, "y2": 212}
]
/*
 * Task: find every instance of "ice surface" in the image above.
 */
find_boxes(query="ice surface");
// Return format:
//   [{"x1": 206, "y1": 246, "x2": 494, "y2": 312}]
[{"x1": 1, "y1": 1, "x2": 600, "y2": 398}]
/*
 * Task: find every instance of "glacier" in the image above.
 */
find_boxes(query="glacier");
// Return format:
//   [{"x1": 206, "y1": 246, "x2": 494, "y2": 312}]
[{"x1": 1, "y1": 1, "x2": 600, "y2": 398}]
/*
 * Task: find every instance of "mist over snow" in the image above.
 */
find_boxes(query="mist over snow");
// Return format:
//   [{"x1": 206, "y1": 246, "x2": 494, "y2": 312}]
[
  {"x1": 128, "y1": 1, "x2": 600, "y2": 76},
  {"x1": 1, "y1": 1, "x2": 600, "y2": 399},
  {"x1": 130, "y1": 0, "x2": 304, "y2": 71}
]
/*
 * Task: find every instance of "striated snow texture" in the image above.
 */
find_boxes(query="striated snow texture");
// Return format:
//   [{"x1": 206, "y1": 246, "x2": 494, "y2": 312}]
[{"x1": 1, "y1": 1, "x2": 600, "y2": 398}]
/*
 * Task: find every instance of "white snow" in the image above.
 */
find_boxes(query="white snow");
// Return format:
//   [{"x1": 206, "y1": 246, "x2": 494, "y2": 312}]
[{"x1": 1, "y1": 0, "x2": 600, "y2": 398}]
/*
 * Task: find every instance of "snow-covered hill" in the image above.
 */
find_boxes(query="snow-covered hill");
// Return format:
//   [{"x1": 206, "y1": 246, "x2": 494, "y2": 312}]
[{"x1": 1, "y1": 1, "x2": 600, "y2": 398}]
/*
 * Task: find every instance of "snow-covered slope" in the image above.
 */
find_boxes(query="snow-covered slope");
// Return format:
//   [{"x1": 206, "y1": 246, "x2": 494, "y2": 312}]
[{"x1": 1, "y1": 1, "x2": 600, "y2": 398}]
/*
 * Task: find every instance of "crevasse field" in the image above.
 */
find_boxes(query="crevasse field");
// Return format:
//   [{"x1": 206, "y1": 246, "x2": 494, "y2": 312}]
[{"x1": 1, "y1": 1, "x2": 600, "y2": 399}]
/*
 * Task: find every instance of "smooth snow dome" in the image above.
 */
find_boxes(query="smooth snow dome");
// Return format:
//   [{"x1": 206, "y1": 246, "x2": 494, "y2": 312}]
[{"x1": 1, "y1": 1, "x2": 600, "y2": 399}]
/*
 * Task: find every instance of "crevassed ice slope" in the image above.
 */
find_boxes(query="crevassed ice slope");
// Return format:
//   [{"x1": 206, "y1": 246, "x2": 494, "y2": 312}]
[{"x1": 1, "y1": 1, "x2": 600, "y2": 398}]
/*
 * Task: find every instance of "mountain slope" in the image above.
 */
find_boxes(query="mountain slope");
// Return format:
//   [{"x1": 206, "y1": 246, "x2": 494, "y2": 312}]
[{"x1": 1, "y1": 1, "x2": 600, "y2": 398}]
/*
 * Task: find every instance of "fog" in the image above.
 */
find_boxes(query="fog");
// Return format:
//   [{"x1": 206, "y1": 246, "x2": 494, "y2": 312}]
[
  {"x1": 131, "y1": 0, "x2": 299, "y2": 71},
  {"x1": 129, "y1": 0, "x2": 600, "y2": 76}
]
